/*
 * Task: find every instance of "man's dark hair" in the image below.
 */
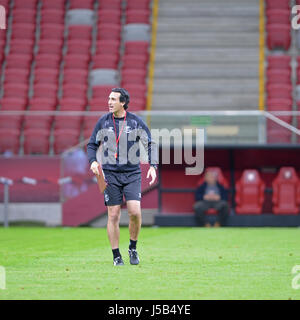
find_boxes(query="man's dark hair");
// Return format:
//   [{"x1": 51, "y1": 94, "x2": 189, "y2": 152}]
[{"x1": 111, "y1": 88, "x2": 130, "y2": 110}]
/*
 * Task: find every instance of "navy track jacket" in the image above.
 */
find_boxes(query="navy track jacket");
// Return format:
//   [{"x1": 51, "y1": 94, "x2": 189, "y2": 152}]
[{"x1": 87, "y1": 112, "x2": 158, "y2": 173}]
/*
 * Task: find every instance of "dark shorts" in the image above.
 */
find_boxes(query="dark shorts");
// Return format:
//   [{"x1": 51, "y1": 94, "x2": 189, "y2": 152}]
[{"x1": 103, "y1": 170, "x2": 141, "y2": 206}]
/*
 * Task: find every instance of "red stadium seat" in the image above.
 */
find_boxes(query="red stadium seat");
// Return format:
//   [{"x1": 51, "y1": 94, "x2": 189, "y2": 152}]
[
  {"x1": 121, "y1": 69, "x2": 147, "y2": 84},
  {"x1": 92, "y1": 54, "x2": 119, "y2": 69},
  {"x1": 123, "y1": 84, "x2": 147, "y2": 99},
  {"x1": 89, "y1": 97, "x2": 108, "y2": 111},
  {"x1": 266, "y1": 69, "x2": 291, "y2": 84},
  {"x1": 0, "y1": 115, "x2": 23, "y2": 129},
  {"x1": 63, "y1": 54, "x2": 90, "y2": 69},
  {"x1": 272, "y1": 167, "x2": 300, "y2": 214},
  {"x1": 29, "y1": 97, "x2": 57, "y2": 111},
  {"x1": 33, "y1": 83, "x2": 58, "y2": 100},
  {"x1": 63, "y1": 69, "x2": 88, "y2": 84},
  {"x1": 14, "y1": 0, "x2": 38, "y2": 9},
  {"x1": 12, "y1": 9, "x2": 36, "y2": 24},
  {"x1": 54, "y1": 115, "x2": 82, "y2": 130},
  {"x1": 197, "y1": 167, "x2": 229, "y2": 188},
  {"x1": 126, "y1": 9, "x2": 150, "y2": 24},
  {"x1": 265, "y1": 0, "x2": 290, "y2": 10},
  {"x1": 95, "y1": 39, "x2": 120, "y2": 55},
  {"x1": 97, "y1": 23, "x2": 121, "y2": 40},
  {"x1": 66, "y1": 39, "x2": 91, "y2": 56},
  {"x1": 126, "y1": 0, "x2": 151, "y2": 10},
  {"x1": 267, "y1": 55, "x2": 291, "y2": 70},
  {"x1": 41, "y1": 0, "x2": 66, "y2": 10},
  {"x1": 266, "y1": 9, "x2": 290, "y2": 25},
  {"x1": 266, "y1": 24, "x2": 291, "y2": 51},
  {"x1": 9, "y1": 39, "x2": 34, "y2": 54},
  {"x1": 59, "y1": 97, "x2": 86, "y2": 111},
  {"x1": 235, "y1": 169, "x2": 265, "y2": 214},
  {"x1": 4, "y1": 68, "x2": 30, "y2": 84},
  {"x1": 37, "y1": 39, "x2": 63, "y2": 55},
  {"x1": 53, "y1": 129, "x2": 80, "y2": 154},
  {"x1": 92, "y1": 85, "x2": 115, "y2": 98},
  {"x1": 0, "y1": 97, "x2": 27, "y2": 111},
  {"x1": 98, "y1": 0, "x2": 122, "y2": 10},
  {"x1": 5, "y1": 53, "x2": 32, "y2": 69},
  {"x1": 128, "y1": 97, "x2": 146, "y2": 111},
  {"x1": 40, "y1": 24, "x2": 64, "y2": 40},
  {"x1": 83, "y1": 115, "x2": 99, "y2": 131},
  {"x1": 41, "y1": 9, "x2": 65, "y2": 24},
  {"x1": 267, "y1": 98, "x2": 293, "y2": 111},
  {"x1": 98, "y1": 9, "x2": 121, "y2": 24},
  {"x1": 34, "y1": 68, "x2": 59, "y2": 84},
  {"x1": 122, "y1": 54, "x2": 148, "y2": 69},
  {"x1": 35, "y1": 53, "x2": 61, "y2": 69},
  {"x1": 124, "y1": 41, "x2": 149, "y2": 55},
  {"x1": 267, "y1": 83, "x2": 292, "y2": 100},
  {"x1": 195, "y1": 167, "x2": 229, "y2": 216},
  {"x1": 68, "y1": 25, "x2": 92, "y2": 41},
  {"x1": 267, "y1": 129, "x2": 292, "y2": 144},
  {"x1": 11, "y1": 23, "x2": 35, "y2": 40},
  {"x1": 0, "y1": 128, "x2": 20, "y2": 154},
  {"x1": 24, "y1": 114, "x2": 53, "y2": 130},
  {"x1": 3, "y1": 83, "x2": 29, "y2": 99},
  {"x1": 23, "y1": 128, "x2": 50, "y2": 155},
  {"x1": 62, "y1": 83, "x2": 87, "y2": 100},
  {"x1": 69, "y1": 0, "x2": 94, "y2": 9}
]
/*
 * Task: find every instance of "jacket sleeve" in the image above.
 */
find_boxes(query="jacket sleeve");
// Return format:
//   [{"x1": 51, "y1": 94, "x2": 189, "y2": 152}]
[
  {"x1": 137, "y1": 117, "x2": 158, "y2": 168},
  {"x1": 218, "y1": 183, "x2": 228, "y2": 201},
  {"x1": 195, "y1": 183, "x2": 206, "y2": 201},
  {"x1": 87, "y1": 118, "x2": 102, "y2": 164}
]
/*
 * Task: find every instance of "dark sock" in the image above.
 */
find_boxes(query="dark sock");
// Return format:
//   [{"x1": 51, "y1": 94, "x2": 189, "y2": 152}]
[
  {"x1": 129, "y1": 239, "x2": 137, "y2": 250},
  {"x1": 112, "y1": 248, "x2": 121, "y2": 259}
]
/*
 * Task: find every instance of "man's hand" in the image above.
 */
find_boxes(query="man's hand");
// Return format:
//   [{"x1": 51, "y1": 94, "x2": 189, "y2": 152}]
[
  {"x1": 90, "y1": 161, "x2": 100, "y2": 175},
  {"x1": 147, "y1": 166, "x2": 157, "y2": 186}
]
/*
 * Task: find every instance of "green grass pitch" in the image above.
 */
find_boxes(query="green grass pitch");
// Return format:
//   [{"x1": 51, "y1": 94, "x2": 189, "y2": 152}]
[{"x1": 0, "y1": 226, "x2": 300, "y2": 300}]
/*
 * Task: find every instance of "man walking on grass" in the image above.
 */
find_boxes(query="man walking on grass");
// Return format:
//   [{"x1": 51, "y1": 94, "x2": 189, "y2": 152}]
[{"x1": 87, "y1": 88, "x2": 158, "y2": 266}]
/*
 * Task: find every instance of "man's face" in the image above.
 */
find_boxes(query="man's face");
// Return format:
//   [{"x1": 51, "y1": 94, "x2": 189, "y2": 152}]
[
  {"x1": 108, "y1": 92, "x2": 124, "y2": 114},
  {"x1": 205, "y1": 172, "x2": 217, "y2": 185}
]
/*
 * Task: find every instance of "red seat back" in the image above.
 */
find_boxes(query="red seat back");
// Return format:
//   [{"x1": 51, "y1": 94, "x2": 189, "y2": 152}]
[
  {"x1": 272, "y1": 167, "x2": 300, "y2": 214},
  {"x1": 197, "y1": 167, "x2": 229, "y2": 188},
  {"x1": 235, "y1": 169, "x2": 265, "y2": 214}
]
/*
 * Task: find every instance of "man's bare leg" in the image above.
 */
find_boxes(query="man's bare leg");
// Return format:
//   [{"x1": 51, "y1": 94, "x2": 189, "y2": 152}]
[
  {"x1": 107, "y1": 205, "x2": 124, "y2": 265},
  {"x1": 127, "y1": 200, "x2": 142, "y2": 241},
  {"x1": 126, "y1": 200, "x2": 141, "y2": 265}
]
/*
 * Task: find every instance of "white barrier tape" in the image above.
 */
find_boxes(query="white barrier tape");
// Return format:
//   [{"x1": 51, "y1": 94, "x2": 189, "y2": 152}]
[
  {"x1": 0, "y1": 177, "x2": 13, "y2": 186},
  {"x1": 22, "y1": 177, "x2": 37, "y2": 185},
  {"x1": 57, "y1": 177, "x2": 72, "y2": 185}
]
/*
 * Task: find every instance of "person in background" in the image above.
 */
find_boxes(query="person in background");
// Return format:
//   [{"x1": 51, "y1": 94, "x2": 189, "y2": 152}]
[{"x1": 193, "y1": 171, "x2": 229, "y2": 227}]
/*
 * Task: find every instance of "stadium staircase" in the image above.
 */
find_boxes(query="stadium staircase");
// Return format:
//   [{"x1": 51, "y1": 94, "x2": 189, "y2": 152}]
[{"x1": 152, "y1": 0, "x2": 260, "y2": 111}]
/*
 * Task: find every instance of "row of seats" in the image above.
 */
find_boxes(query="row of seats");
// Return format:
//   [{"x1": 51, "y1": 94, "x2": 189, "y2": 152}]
[
  {"x1": 265, "y1": 0, "x2": 297, "y2": 143},
  {"x1": 203, "y1": 166, "x2": 300, "y2": 215},
  {"x1": 265, "y1": 0, "x2": 292, "y2": 51},
  {"x1": 0, "y1": 0, "x2": 152, "y2": 155},
  {"x1": 266, "y1": 55, "x2": 293, "y2": 143}
]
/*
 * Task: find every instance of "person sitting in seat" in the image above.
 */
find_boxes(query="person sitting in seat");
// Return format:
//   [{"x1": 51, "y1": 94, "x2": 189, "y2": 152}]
[{"x1": 193, "y1": 171, "x2": 229, "y2": 227}]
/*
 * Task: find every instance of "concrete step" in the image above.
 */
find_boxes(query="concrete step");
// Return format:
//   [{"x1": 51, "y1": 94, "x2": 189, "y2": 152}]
[
  {"x1": 160, "y1": 0, "x2": 259, "y2": 4},
  {"x1": 156, "y1": 32, "x2": 259, "y2": 48},
  {"x1": 155, "y1": 48, "x2": 259, "y2": 63},
  {"x1": 154, "y1": 64, "x2": 259, "y2": 79},
  {"x1": 153, "y1": 79, "x2": 259, "y2": 94},
  {"x1": 155, "y1": 52, "x2": 259, "y2": 64},
  {"x1": 158, "y1": 6, "x2": 259, "y2": 18},
  {"x1": 157, "y1": 19, "x2": 259, "y2": 33},
  {"x1": 151, "y1": 93, "x2": 258, "y2": 109}
]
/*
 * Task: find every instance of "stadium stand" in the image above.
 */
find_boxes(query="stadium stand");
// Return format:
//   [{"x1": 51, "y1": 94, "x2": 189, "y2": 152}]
[{"x1": 0, "y1": 0, "x2": 152, "y2": 156}]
